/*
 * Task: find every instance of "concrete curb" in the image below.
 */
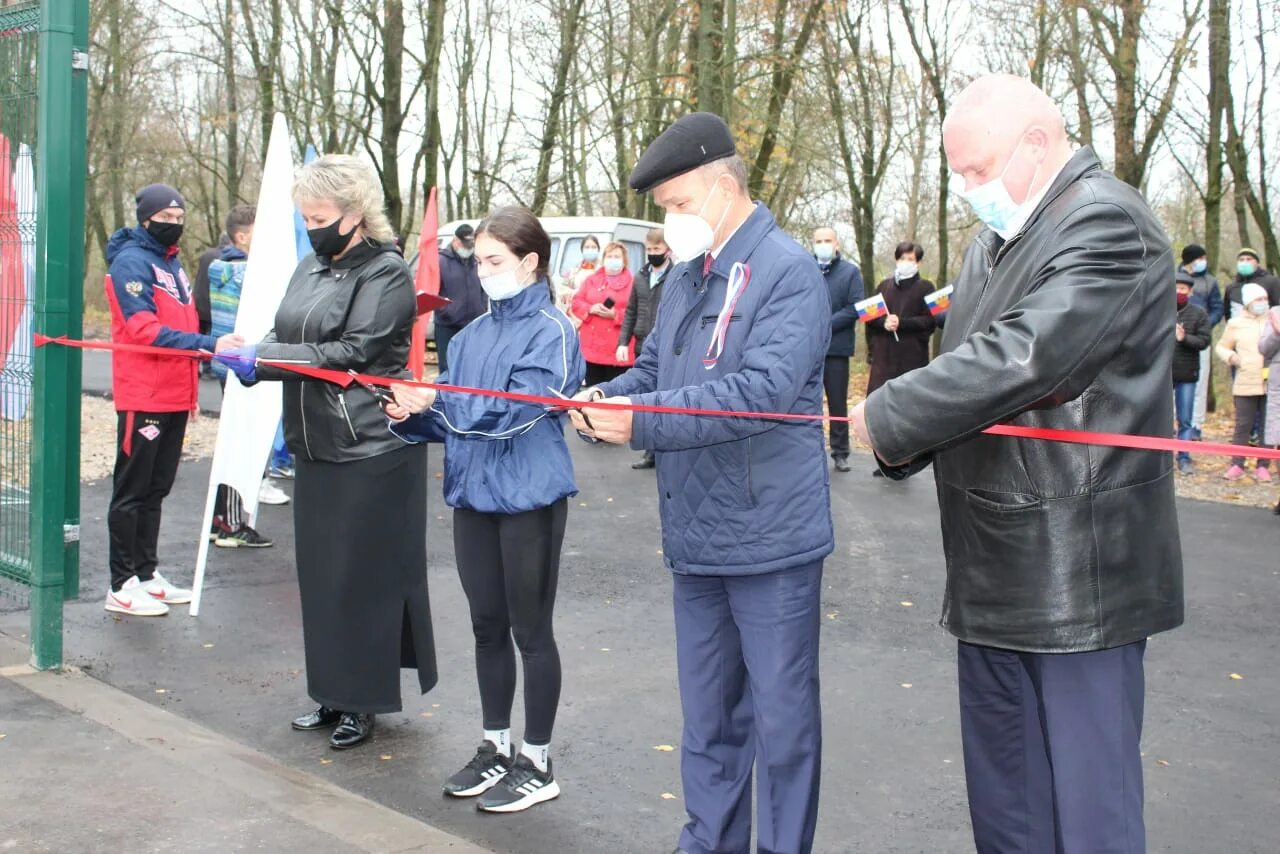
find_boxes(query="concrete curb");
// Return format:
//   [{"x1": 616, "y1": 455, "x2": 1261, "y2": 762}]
[{"x1": 0, "y1": 633, "x2": 489, "y2": 853}]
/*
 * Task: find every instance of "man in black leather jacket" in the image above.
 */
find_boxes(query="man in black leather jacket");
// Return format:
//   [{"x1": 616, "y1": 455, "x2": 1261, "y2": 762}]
[{"x1": 853, "y1": 75, "x2": 1182, "y2": 854}]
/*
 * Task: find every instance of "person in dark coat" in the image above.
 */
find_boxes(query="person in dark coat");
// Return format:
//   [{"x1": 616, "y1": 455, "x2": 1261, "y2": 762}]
[
  {"x1": 853, "y1": 75, "x2": 1184, "y2": 853},
  {"x1": 616, "y1": 227, "x2": 670, "y2": 469},
  {"x1": 1173, "y1": 270, "x2": 1211, "y2": 475},
  {"x1": 1224, "y1": 247, "x2": 1280, "y2": 319},
  {"x1": 435, "y1": 223, "x2": 486, "y2": 372},
  {"x1": 865, "y1": 241, "x2": 936, "y2": 399},
  {"x1": 571, "y1": 113, "x2": 833, "y2": 854},
  {"x1": 217, "y1": 155, "x2": 436, "y2": 751},
  {"x1": 813, "y1": 226, "x2": 864, "y2": 472},
  {"x1": 1178, "y1": 243, "x2": 1223, "y2": 438},
  {"x1": 388, "y1": 207, "x2": 585, "y2": 814}
]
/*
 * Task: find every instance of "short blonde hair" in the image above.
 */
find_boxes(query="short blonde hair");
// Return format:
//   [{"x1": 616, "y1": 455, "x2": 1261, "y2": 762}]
[
  {"x1": 603, "y1": 241, "x2": 629, "y2": 271},
  {"x1": 293, "y1": 154, "x2": 396, "y2": 243}
]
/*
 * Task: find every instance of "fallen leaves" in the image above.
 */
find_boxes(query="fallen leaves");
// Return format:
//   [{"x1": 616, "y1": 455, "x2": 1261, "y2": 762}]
[
  {"x1": 653, "y1": 745, "x2": 675, "y2": 752},
  {"x1": 900, "y1": 601, "x2": 914, "y2": 608},
  {"x1": 380, "y1": 754, "x2": 393, "y2": 761},
  {"x1": 1229, "y1": 673, "x2": 1244, "y2": 680},
  {"x1": 660, "y1": 792, "x2": 677, "y2": 800},
  {"x1": 320, "y1": 758, "x2": 333, "y2": 765},
  {"x1": 901, "y1": 683, "x2": 913, "y2": 689},
  {"x1": 1156, "y1": 759, "x2": 1170, "y2": 767},
  {"x1": 202, "y1": 643, "x2": 215, "y2": 649},
  {"x1": 154, "y1": 689, "x2": 167, "y2": 695}
]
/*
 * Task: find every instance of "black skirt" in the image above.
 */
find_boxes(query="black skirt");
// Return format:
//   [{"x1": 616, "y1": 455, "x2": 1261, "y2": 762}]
[{"x1": 293, "y1": 444, "x2": 437, "y2": 714}]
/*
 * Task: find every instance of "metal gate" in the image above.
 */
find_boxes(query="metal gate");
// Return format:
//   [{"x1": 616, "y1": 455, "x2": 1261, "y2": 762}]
[{"x1": 0, "y1": 0, "x2": 88, "y2": 670}]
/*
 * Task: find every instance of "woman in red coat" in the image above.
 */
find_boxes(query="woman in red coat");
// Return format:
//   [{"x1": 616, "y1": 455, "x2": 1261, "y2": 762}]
[{"x1": 572, "y1": 241, "x2": 635, "y2": 386}]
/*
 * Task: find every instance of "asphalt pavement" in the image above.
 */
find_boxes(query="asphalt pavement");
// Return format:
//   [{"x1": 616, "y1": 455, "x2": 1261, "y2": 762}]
[{"x1": 3, "y1": 424, "x2": 1279, "y2": 852}]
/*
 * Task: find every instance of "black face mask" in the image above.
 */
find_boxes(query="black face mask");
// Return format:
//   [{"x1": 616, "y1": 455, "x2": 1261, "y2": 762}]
[
  {"x1": 146, "y1": 220, "x2": 184, "y2": 247},
  {"x1": 647, "y1": 253, "x2": 669, "y2": 269},
  {"x1": 307, "y1": 217, "x2": 358, "y2": 257}
]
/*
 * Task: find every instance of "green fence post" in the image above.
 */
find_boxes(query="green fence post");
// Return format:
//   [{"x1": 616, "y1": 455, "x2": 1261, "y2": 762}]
[
  {"x1": 61, "y1": 0, "x2": 88, "y2": 601},
  {"x1": 30, "y1": 0, "x2": 87, "y2": 670}
]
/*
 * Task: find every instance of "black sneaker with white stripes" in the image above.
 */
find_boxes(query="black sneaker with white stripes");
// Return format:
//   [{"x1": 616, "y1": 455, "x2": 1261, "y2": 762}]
[
  {"x1": 477, "y1": 754, "x2": 560, "y2": 813},
  {"x1": 443, "y1": 741, "x2": 513, "y2": 798}
]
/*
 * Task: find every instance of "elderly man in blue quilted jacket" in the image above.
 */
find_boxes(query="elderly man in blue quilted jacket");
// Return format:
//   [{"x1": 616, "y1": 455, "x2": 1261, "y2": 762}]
[{"x1": 570, "y1": 113, "x2": 834, "y2": 854}]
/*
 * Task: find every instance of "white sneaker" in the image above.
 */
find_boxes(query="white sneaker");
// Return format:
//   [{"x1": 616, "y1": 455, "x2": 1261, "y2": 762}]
[
  {"x1": 143, "y1": 570, "x2": 193, "y2": 605},
  {"x1": 105, "y1": 577, "x2": 169, "y2": 616},
  {"x1": 258, "y1": 479, "x2": 290, "y2": 505}
]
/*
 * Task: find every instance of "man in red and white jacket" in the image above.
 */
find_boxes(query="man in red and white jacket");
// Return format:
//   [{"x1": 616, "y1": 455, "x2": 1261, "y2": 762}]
[{"x1": 103, "y1": 184, "x2": 241, "y2": 616}]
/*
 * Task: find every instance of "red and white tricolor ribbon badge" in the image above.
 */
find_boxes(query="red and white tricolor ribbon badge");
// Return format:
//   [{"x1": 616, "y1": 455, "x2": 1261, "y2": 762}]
[{"x1": 703, "y1": 261, "x2": 750, "y2": 370}]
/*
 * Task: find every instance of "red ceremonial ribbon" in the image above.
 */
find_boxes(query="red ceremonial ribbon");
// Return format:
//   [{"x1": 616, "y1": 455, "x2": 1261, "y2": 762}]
[{"x1": 35, "y1": 335, "x2": 1280, "y2": 461}]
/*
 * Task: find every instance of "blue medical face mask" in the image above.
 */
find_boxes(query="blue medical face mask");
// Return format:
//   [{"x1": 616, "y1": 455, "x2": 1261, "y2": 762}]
[
  {"x1": 1191, "y1": 259, "x2": 1207, "y2": 275},
  {"x1": 1238, "y1": 261, "x2": 1257, "y2": 278},
  {"x1": 950, "y1": 140, "x2": 1039, "y2": 239},
  {"x1": 582, "y1": 247, "x2": 600, "y2": 263},
  {"x1": 814, "y1": 243, "x2": 835, "y2": 263}
]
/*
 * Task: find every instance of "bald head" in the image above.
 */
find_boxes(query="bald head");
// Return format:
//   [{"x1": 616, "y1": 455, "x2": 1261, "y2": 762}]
[{"x1": 943, "y1": 75, "x2": 1072, "y2": 205}]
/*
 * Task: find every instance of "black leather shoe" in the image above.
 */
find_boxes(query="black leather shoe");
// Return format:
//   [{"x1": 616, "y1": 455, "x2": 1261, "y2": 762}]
[
  {"x1": 329, "y1": 713, "x2": 375, "y2": 749},
  {"x1": 872, "y1": 468, "x2": 885, "y2": 478},
  {"x1": 291, "y1": 706, "x2": 342, "y2": 731},
  {"x1": 833, "y1": 457, "x2": 850, "y2": 472},
  {"x1": 631, "y1": 456, "x2": 656, "y2": 470}
]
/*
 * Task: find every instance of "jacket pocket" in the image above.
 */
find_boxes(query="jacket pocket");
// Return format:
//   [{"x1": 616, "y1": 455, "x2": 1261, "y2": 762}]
[
  {"x1": 700, "y1": 313, "x2": 743, "y2": 328},
  {"x1": 964, "y1": 488, "x2": 1042, "y2": 513}
]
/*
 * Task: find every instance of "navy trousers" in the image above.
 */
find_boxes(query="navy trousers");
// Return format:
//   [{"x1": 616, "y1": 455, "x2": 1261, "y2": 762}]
[
  {"x1": 958, "y1": 640, "x2": 1147, "y2": 854},
  {"x1": 673, "y1": 562, "x2": 823, "y2": 854}
]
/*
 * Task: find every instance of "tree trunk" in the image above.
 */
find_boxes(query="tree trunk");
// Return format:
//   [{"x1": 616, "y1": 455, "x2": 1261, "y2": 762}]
[
  {"x1": 530, "y1": 0, "x2": 586, "y2": 215},
  {"x1": 748, "y1": 0, "x2": 825, "y2": 199},
  {"x1": 1204, "y1": 0, "x2": 1229, "y2": 269},
  {"x1": 223, "y1": 0, "x2": 240, "y2": 205}
]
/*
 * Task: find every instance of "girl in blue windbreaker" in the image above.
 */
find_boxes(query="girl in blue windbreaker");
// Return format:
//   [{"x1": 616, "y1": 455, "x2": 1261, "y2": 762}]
[{"x1": 387, "y1": 206, "x2": 584, "y2": 814}]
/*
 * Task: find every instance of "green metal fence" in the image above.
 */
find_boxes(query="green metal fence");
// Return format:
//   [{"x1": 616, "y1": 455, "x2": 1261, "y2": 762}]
[{"x1": 0, "y1": 0, "x2": 88, "y2": 670}]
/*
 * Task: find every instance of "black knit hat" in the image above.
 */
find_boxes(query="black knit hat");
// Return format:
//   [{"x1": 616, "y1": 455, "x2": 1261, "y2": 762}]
[
  {"x1": 1180, "y1": 243, "x2": 1206, "y2": 266},
  {"x1": 629, "y1": 112, "x2": 738, "y2": 193},
  {"x1": 135, "y1": 184, "x2": 185, "y2": 223}
]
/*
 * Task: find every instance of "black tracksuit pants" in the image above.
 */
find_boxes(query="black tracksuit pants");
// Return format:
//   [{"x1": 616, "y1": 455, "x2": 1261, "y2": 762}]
[
  {"x1": 453, "y1": 499, "x2": 567, "y2": 745},
  {"x1": 108, "y1": 411, "x2": 188, "y2": 592}
]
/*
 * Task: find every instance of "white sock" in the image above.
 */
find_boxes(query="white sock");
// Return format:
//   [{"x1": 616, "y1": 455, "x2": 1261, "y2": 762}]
[
  {"x1": 520, "y1": 740, "x2": 550, "y2": 773},
  {"x1": 484, "y1": 728, "x2": 511, "y2": 756}
]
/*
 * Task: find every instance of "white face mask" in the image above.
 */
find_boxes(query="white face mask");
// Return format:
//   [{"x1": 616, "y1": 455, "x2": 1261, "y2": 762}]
[
  {"x1": 603, "y1": 258, "x2": 624, "y2": 275},
  {"x1": 950, "y1": 140, "x2": 1040, "y2": 240},
  {"x1": 663, "y1": 177, "x2": 732, "y2": 263},
  {"x1": 456, "y1": 246, "x2": 474, "y2": 259},
  {"x1": 895, "y1": 261, "x2": 919, "y2": 281},
  {"x1": 480, "y1": 259, "x2": 532, "y2": 301}
]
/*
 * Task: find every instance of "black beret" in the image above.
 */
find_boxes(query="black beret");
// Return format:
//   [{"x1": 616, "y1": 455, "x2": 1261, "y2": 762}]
[
  {"x1": 1180, "y1": 243, "x2": 1206, "y2": 265},
  {"x1": 629, "y1": 112, "x2": 737, "y2": 193}
]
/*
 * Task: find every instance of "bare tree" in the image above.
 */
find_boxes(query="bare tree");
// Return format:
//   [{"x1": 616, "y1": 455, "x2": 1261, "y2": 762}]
[
  {"x1": 1078, "y1": 0, "x2": 1203, "y2": 188},
  {"x1": 821, "y1": 0, "x2": 899, "y2": 277},
  {"x1": 530, "y1": 0, "x2": 587, "y2": 215}
]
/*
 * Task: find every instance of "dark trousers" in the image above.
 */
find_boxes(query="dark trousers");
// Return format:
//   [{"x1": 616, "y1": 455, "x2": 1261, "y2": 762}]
[
  {"x1": 584, "y1": 361, "x2": 625, "y2": 387},
  {"x1": 435, "y1": 324, "x2": 462, "y2": 373},
  {"x1": 958, "y1": 640, "x2": 1147, "y2": 854},
  {"x1": 823, "y1": 355, "x2": 851, "y2": 458},
  {"x1": 1231, "y1": 395, "x2": 1270, "y2": 468},
  {"x1": 674, "y1": 562, "x2": 823, "y2": 854},
  {"x1": 108, "y1": 411, "x2": 188, "y2": 591},
  {"x1": 453, "y1": 499, "x2": 567, "y2": 745}
]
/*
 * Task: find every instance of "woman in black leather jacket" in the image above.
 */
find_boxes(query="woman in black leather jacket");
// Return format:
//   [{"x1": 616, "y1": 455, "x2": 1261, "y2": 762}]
[{"x1": 220, "y1": 154, "x2": 436, "y2": 750}]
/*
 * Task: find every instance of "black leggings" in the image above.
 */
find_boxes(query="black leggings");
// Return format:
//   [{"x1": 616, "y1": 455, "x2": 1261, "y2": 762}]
[{"x1": 453, "y1": 499, "x2": 567, "y2": 744}]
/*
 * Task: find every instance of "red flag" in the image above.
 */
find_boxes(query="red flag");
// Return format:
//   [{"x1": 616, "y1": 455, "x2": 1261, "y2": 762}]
[{"x1": 409, "y1": 187, "x2": 441, "y2": 379}]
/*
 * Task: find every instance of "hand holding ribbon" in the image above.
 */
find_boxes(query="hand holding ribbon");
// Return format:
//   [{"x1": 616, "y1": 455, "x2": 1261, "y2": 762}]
[{"x1": 213, "y1": 346, "x2": 258, "y2": 383}]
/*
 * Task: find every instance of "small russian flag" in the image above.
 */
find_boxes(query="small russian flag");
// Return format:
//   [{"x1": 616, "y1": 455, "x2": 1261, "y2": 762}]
[
  {"x1": 924, "y1": 285, "x2": 954, "y2": 317},
  {"x1": 855, "y1": 294, "x2": 889, "y2": 323}
]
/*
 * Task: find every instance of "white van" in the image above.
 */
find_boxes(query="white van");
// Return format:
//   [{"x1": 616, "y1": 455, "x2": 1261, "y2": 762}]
[{"x1": 412, "y1": 215, "x2": 661, "y2": 340}]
